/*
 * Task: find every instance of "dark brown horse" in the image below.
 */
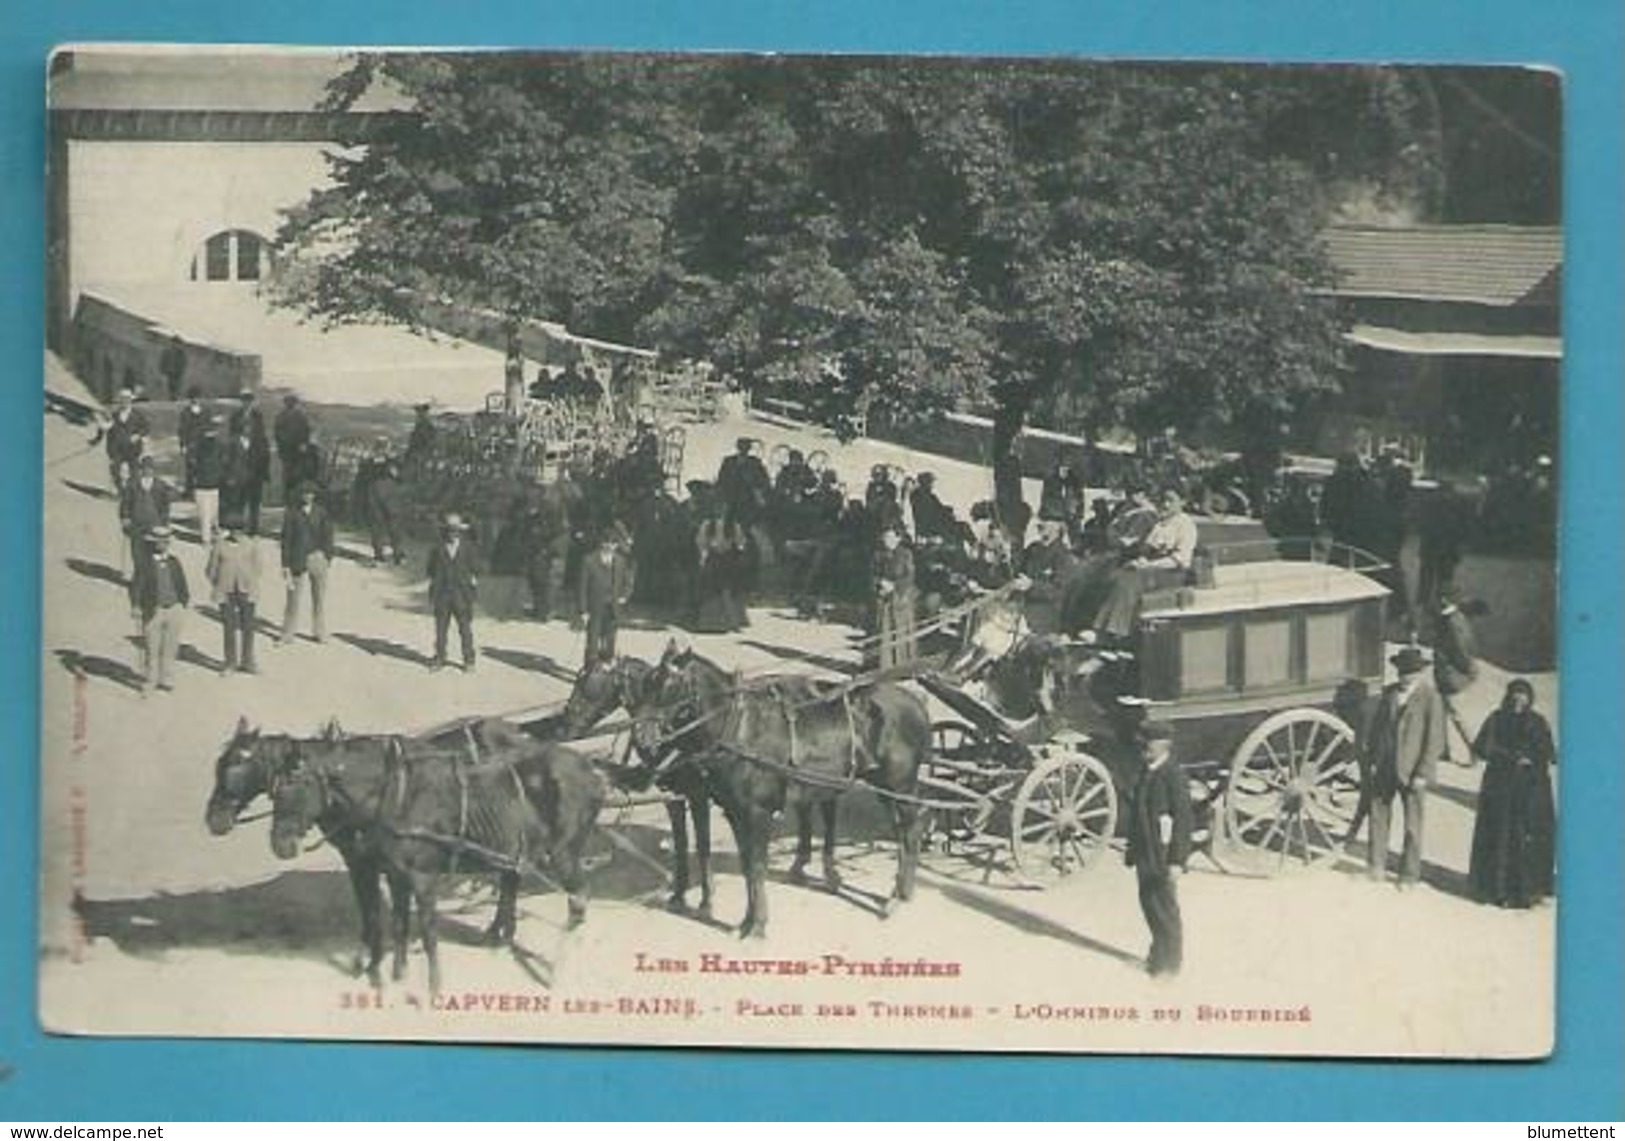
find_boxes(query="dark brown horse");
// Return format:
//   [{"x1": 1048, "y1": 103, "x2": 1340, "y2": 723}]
[
  {"x1": 205, "y1": 715, "x2": 548, "y2": 984},
  {"x1": 266, "y1": 731, "x2": 604, "y2": 996},
  {"x1": 206, "y1": 717, "x2": 413, "y2": 986},
  {"x1": 630, "y1": 641, "x2": 931, "y2": 938},
  {"x1": 563, "y1": 657, "x2": 717, "y2": 918}
]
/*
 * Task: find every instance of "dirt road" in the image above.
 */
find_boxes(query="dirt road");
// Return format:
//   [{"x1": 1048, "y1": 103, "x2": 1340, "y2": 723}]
[{"x1": 38, "y1": 410, "x2": 1555, "y2": 1057}]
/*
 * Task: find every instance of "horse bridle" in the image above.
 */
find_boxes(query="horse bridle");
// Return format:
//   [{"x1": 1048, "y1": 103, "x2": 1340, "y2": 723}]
[
  {"x1": 216, "y1": 740, "x2": 276, "y2": 826},
  {"x1": 267, "y1": 749, "x2": 332, "y2": 841}
]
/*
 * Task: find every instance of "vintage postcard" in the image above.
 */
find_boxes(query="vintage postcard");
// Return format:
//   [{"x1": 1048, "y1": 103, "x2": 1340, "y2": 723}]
[{"x1": 39, "y1": 46, "x2": 1560, "y2": 1056}]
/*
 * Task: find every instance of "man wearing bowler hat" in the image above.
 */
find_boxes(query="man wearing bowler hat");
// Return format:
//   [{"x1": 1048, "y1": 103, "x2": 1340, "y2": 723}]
[
  {"x1": 427, "y1": 513, "x2": 479, "y2": 671},
  {"x1": 1125, "y1": 719, "x2": 1193, "y2": 977},
  {"x1": 191, "y1": 413, "x2": 226, "y2": 547},
  {"x1": 226, "y1": 390, "x2": 271, "y2": 534},
  {"x1": 104, "y1": 388, "x2": 149, "y2": 496},
  {"x1": 129, "y1": 526, "x2": 189, "y2": 694},
  {"x1": 206, "y1": 513, "x2": 262, "y2": 675},
  {"x1": 119, "y1": 454, "x2": 172, "y2": 581},
  {"x1": 279, "y1": 483, "x2": 334, "y2": 645},
  {"x1": 1364, "y1": 645, "x2": 1450, "y2": 887}
]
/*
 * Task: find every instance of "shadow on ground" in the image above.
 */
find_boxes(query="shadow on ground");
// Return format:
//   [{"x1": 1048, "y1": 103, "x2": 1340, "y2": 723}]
[
  {"x1": 332, "y1": 631, "x2": 435, "y2": 669},
  {"x1": 482, "y1": 645, "x2": 578, "y2": 682},
  {"x1": 72, "y1": 820, "x2": 722, "y2": 980},
  {"x1": 930, "y1": 880, "x2": 1141, "y2": 968},
  {"x1": 65, "y1": 556, "x2": 127, "y2": 590},
  {"x1": 55, "y1": 647, "x2": 144, "y2": 693}
]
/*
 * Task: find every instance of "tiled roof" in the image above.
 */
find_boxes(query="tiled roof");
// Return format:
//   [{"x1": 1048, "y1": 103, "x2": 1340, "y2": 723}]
[{"x1": 1323, "y1": 223, "x2": 1561, "y2": 307}]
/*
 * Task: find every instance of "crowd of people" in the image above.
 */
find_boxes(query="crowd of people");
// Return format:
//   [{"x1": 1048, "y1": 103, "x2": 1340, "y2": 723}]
[{"x1": 92, "y1": 385, "x2": 1558, "y2": 945}]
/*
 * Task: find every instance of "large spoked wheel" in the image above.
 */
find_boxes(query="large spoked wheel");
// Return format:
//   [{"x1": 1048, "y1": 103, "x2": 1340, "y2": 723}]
[
  {"x1": 1009, "y1": 748, "x2": 1118, "y2": 886},
  {"x1": 1220, "y1": 708, "x2": 1362, "y2": 876}
]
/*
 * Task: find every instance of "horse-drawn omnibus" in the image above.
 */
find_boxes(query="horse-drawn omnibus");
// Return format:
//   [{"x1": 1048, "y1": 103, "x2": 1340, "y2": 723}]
[{"x1": 917, "y1": 541, "x2": 1389, "y2": 883}]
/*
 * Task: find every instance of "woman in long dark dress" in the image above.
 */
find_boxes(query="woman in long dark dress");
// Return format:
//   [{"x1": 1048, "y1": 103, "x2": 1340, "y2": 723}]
[
  {"x1": 694, "y1": 506, "x2": 749, "y2": 633},
  {"x1": 1468, "y1": 678, "x2": 1556, "y2": 908}
]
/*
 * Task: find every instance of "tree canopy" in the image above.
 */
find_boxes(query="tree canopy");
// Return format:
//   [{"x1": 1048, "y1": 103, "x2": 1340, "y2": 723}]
[{"x1": 274, "y1": 54, "x2": 1440, "y2": 442}]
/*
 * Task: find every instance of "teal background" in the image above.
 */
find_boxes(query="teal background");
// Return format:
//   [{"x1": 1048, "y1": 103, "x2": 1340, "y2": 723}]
[{"x1": 2, "y1": 0, "x2": 1620, "y2": 1120}]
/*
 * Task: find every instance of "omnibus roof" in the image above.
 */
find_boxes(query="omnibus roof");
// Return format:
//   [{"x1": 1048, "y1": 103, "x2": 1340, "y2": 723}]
[{"x1": 1140, "y1": 559, "x2": 1389, "y2": 620}]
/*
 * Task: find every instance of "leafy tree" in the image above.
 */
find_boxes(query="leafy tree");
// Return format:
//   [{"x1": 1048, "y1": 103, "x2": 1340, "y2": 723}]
[{"x1": 275, "y1": 53, "x2": 1437, "y2": 521}]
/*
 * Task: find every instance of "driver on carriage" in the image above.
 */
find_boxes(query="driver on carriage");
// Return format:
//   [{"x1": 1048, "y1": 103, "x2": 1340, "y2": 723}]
[{"x1": 1090, "y1": 486, "x2": 1198, "y2": 642}]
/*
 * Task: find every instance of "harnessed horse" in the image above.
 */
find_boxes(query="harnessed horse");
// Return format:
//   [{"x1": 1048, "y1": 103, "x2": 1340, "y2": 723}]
[
  {"x1": 207, "y1": 718, "x2": 412, "y2": 987},
  {"x1": 563, "y1": 657, "x2": 716, "y2": 918},
  {"x1": 629, "y1": 641, "x2": 931, "y2": 939}
]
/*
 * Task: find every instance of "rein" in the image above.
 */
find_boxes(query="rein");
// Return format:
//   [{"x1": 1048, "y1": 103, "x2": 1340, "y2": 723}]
[
  {"x1": 634, "y1": 659, "x2": 968, "y2": 811},
  {"x1": 272, "y1": 737, "x2": 567, "y2": 893}
]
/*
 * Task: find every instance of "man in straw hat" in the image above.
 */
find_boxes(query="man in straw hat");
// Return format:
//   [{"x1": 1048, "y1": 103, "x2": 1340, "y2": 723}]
[
  {"x1": 1124, "y1": 718, "x2": 1193, "y2": 977},
  {"x1": 128, "y1": 525, "x2": 189, "y2": 694},
  {"x1": 427, "y1": 513, "x2": 479, "y2": 671},
  {"x1": 1364, "y1": 645, "x2": 1450, "y2": 888}
]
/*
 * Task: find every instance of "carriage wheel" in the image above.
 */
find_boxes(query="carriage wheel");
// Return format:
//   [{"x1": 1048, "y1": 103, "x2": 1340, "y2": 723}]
[
  {"x1": 1009, "y1": 748, "x2": 1117, "y2": 886},
  {"x1": 1219, "y1": 708, "x2": 1361, "y2": 876}
]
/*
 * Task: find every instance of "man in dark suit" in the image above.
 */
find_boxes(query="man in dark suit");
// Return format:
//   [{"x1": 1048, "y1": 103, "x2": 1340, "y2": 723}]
[
  {"x1": 427, "y1": 513, "x2": 479, "y2": 671},
  {"x1": 715, "y1": 438, "x2": 772, "y2": 529},
  {"x1": 405, "y1": 402, "x2": 437, "y2": 468},
  {"x1": 177, "y1": 387, "x2": 208, "y2": 497},
  {"x1": 279, "y1": 484, "x2": 334, "y2": 644},
  {"x1": 908, "y1": 471, "x2": 958, "y2": 544},
  {"x1": 356, "y1": 437, "x2": 405, "y2": 566},
  {"x1": 104, "y1": 389, "x2": 149, "y2": 496},
  {"x1": 221, "y1": 416, "x2": 268, "y2": 537},
  {"x1": 1124, "y1": 719, "x2": 1194, "y2": 977},
  {"x1": 273, "y1": 394, "x2": 312, "y2": 494},
  {"x1": 128, "y1": 526, "x2": 190, "y2": 694},
  {"x1": 191, "y1": 414, "x2": 225, "y2": 547},
  {"x1": 576, "y1": 527, "x2": 634, "y2": 668},
  {"x1": 1365, "y1": 645, "x2": 1450, "y2": 887},
  {"x1": 119, "y1": 455, "x2": 172, "y2": 581},
  {"x1": 227, "y1": 391, "x2": 271, "y2": 534}
]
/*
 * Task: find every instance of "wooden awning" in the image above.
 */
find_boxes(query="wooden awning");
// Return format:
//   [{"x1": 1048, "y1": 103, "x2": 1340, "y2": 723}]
[{"x1": 1345, "y1": 323, "x2": 1562, "y2": 361}]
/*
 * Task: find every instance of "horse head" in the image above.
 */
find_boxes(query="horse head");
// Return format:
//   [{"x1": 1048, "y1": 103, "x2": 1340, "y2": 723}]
[
  {"x1": 629, "y1": 644, "x2": 715, "y2": 760},
  {"x1": 267, "y1": 745, "x2": 326, "y2": 861},
  {"x1": 562, "y1": 656, "x2": 651, "y2": 735},
  {"x1": 658, "y1": 636, "x2": 693, "y2": 670},
  {"x1": 206, "y1": 716, "x2": 265, "y2": 836}
]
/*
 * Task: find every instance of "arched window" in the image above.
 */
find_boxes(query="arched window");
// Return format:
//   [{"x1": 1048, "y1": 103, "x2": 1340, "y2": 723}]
[{"x1": 190, "y1": 229, "x2": 270, "y2": 283}]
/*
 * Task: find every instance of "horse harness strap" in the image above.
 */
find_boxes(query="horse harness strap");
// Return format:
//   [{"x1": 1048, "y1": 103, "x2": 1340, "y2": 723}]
[
  {"x1": 452, "y1": 752, "x2": 469, "y2": 875},
  {"x1": 843, "y1": 692, "x2": 859, "y2": 778}
]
